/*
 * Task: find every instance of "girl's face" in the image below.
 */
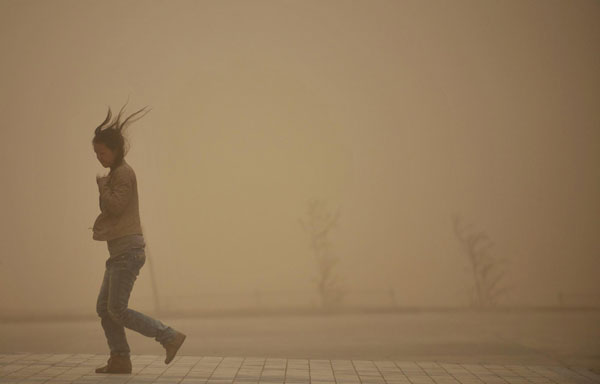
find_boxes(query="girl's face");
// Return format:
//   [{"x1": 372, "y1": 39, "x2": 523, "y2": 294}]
[{"x1": 93, "y1": 142, "x2": 116, "y2": 168}]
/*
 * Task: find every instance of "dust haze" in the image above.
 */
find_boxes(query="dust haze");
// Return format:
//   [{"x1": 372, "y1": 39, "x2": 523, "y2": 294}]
[{"x1": 0, "y1": 0, "x2": 599, "y2": 321}]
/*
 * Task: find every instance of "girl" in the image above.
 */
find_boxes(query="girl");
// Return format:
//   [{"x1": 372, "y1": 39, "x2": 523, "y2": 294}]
[{"x1": 92, "y1": 103, "x2": 186, "y2": 374}]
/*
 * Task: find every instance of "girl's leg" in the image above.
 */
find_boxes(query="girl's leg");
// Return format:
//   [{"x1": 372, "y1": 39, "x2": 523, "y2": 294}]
[
  {"x1": 96, "y1": 267, "x2": 131, "y2": 356},
  {"x1": 106, "y1": 252, "x2": 177, "y2": 347}
]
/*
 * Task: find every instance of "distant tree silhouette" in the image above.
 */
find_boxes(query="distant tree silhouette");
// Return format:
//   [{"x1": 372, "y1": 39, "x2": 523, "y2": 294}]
[
  {"x1": 452, "y1": 214, "x2": 510, "y2": 308},
  {"x1": 299, "y1": 198, "x2": 345, "y2": 309}
]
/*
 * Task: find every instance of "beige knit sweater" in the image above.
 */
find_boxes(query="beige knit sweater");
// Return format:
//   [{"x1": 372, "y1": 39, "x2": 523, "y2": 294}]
[{"x1": 92, "y1": 160, "x2": 143, "y2": 241}]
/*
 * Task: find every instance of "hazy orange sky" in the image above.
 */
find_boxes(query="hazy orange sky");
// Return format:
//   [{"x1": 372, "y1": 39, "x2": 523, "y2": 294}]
[{"x1": 0, "y1": 0, "x2": 598, "y2": 314}]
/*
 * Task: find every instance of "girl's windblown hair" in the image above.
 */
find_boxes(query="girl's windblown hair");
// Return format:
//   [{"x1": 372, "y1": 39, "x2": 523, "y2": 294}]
[{"x1": 93, "y1": 102, "x2": 151, "y2": 170}]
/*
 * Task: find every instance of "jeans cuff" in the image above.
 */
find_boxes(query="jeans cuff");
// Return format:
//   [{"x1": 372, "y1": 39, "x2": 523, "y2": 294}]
[{"x1": 157, "y1": 326, "x2": 177, "y2": 346}]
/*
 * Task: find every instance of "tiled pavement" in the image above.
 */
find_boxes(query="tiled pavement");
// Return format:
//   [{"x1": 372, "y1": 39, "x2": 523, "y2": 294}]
[{"x1": 0, "y1": 354, "x2": 599, "y2": 384}]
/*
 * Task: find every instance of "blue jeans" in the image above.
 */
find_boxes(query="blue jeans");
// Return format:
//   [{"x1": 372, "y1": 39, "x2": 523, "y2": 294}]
[{"x1": 96, "y1": 234, "x2": 176, "y2": 357}]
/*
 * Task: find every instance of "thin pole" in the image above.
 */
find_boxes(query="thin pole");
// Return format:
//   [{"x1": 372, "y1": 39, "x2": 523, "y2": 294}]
[{"x1": 142, "y1": 227, "x2": 161, "y2": 315}]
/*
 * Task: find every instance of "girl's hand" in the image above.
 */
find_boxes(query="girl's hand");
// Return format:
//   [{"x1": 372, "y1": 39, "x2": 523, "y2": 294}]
[
  {"x1": 96, "y1": 171, "x2": 108, "y2": 179},
  {"x1": 96, "y1": 173, "x2": 109, "y2": 187}
]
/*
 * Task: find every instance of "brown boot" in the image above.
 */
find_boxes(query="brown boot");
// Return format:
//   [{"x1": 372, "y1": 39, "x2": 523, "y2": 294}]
[
  {"x1": 164, "y1": 331, "x2": 186, "y2": 364},
  {"x1": 95, "y1": 354, "x2": 132, "y2": 374}
]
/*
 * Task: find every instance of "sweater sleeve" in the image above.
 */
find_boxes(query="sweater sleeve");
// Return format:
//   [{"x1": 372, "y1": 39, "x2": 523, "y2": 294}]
[{"x1": 98, "y1": 168, "x2": 133, "y2": 217}]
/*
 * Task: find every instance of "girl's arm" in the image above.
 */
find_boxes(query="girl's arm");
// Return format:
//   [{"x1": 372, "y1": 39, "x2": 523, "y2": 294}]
[{"x1": 97, "y1": 170, "x2": 133, "y2": 217}]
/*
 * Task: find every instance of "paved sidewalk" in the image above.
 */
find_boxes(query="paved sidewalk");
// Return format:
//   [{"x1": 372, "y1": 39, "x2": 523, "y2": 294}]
[{"x1": 0, "y1": 354, "x2": 599, "y2": 384}]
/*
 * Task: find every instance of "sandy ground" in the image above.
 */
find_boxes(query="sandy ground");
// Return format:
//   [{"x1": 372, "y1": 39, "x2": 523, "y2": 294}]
[{"x1": 1, "y1": 311, "x2": 598, "y2": 370}]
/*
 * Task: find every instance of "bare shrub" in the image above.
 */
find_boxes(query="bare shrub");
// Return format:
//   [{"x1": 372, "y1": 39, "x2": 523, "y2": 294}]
[
  {"x1": 452, "y1": 215, "x2": 511, "y2": 308},
  {"x1": 299, "y1": 198, "x2": 345, "y2": 309}
]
